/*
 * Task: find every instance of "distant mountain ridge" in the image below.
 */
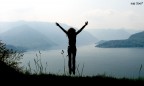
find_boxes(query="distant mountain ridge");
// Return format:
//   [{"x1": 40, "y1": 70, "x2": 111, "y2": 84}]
[
  {"x1": 86, "y1": 29, "x2": 131, "y2": 40},
  {"x1": 0, "y1": 21, "x2": 97, "y2": 51},
  {"x1": 96, "y1": 31, "x2": 144, "y2": 48},
  {"x1": 0, "y1": 25, "x2": 56, "y2": 50}
]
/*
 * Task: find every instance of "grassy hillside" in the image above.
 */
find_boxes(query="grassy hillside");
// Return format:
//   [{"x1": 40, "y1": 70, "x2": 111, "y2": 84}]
[{"x1": 0, "y1": 60, "x2": 143, "y2": 84}]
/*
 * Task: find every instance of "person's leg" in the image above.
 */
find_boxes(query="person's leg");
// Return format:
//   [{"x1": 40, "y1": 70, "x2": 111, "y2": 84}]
[
  {"x1": 72, "y1": 47, "x2": 77, "y2": 75},
  {"x1": 68, "y1": 46, "x2": 72, "y2": 75}
]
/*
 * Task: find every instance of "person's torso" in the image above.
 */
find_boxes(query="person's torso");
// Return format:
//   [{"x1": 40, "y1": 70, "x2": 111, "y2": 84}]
[{"x1": 67, "y1": 33, "x2": 76, "y2": 46}]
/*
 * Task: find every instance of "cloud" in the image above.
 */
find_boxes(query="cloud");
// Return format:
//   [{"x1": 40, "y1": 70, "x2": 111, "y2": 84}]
[
  {"x1": 85, "y1": 9, "x2": 113, "y2": 17},
  {"x1": 84, "y1": 9, "x2": 144, "y2": 29}
]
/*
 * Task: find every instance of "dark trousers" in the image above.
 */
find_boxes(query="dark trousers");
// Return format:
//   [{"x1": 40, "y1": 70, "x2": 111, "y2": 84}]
[{"x1": 68, "y1": 46, "x2": 77, "y2": 75}]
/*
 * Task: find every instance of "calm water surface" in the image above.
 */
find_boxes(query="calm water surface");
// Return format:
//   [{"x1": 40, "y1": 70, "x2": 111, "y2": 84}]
[{"x1": 21, "y1": 44, "x2": 144, "y2": 78}]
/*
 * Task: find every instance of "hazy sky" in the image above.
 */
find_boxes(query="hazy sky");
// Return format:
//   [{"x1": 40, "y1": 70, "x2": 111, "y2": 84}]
[{"x1": 0, "y1": 0, "x2": 144, "y2": 29}]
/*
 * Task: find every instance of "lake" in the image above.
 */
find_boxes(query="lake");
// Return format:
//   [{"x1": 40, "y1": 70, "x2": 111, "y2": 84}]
[{"x1": 21, "y1": 44, "x2": 144, "y2": 78}]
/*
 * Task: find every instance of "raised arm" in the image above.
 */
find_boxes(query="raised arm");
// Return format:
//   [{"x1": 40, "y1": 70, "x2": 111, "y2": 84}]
[
  {"x1": 76, "y1": 21, "x2": 88, "y2": 35},
  {"x1": 56, "y1": 22, "x2": 67, "y2": 34}
]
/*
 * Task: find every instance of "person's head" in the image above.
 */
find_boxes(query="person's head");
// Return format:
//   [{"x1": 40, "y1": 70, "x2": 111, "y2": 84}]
[{"x1": 67, "y1": 28, "x2": 76, "y2": 35}]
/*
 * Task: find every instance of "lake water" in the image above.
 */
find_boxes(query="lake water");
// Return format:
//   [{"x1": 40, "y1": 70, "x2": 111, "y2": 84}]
[{"x1": 21, "y1": 44, "x2": 144, "y2": 78}]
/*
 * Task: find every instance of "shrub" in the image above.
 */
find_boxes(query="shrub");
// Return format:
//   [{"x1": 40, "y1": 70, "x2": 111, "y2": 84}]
[{"x1": 0, "y1": 40, "x2": 24, "y2": 71}]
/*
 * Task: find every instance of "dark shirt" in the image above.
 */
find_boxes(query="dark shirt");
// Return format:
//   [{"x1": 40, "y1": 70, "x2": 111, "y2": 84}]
[{"x1": 67, "y1": 33, "x2": 76, "y2": 47}]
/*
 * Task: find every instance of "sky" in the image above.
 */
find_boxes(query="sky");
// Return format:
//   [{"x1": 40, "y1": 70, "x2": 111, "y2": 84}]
[{"x1": 0, "y1": 0, "x2": 144, "y2": 29}]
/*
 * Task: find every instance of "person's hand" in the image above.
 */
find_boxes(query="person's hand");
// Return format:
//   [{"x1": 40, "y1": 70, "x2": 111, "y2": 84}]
[
  {"x1": 85, "y1": 21, "x2": 88, "y2": 25},
  {"x1": 56, "y1": 22, "x2": 60, "y2": 26}
]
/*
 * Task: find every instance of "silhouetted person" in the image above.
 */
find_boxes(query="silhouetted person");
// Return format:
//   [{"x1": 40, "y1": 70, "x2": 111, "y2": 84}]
[{"x1": 56, "y1": 21, "x2": 88, "y2": 75}]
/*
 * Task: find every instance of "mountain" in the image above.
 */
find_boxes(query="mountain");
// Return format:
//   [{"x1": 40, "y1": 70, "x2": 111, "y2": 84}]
[
  {"x1": 96, "y1": 31, "x2": 144, "y2": 48},
  {"x1": 86, "y1": 29, "x2": 132, "y2": 40},
  {"x1": 0, "y1": 21, "x2": 97, "y2": 50},
  {"x1": 23, "y1": 22, "x2": 97, "y2": 47},
  {"x1": 6, "y1": 45, "x2": 26, "y2": 52},
  {"x1": 0, "y1": 25, "x2": 56, "y2": 50}
]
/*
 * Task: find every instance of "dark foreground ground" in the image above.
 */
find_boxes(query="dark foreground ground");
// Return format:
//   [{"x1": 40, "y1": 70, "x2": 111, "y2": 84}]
[{"x1": 0, "y1": 61, "x2": 143, "y2": 85}]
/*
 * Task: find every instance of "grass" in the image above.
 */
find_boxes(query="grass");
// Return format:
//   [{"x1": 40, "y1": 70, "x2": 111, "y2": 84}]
[
  {"x1": 21, "y1": 51, "x2": 144, "y2": 81},
  {"x1": 1, "y1": 50, "x2": 144, "y2": 84},
  {"x1": 0, "y1": 59, "x2": 144, "y2": 84}
]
